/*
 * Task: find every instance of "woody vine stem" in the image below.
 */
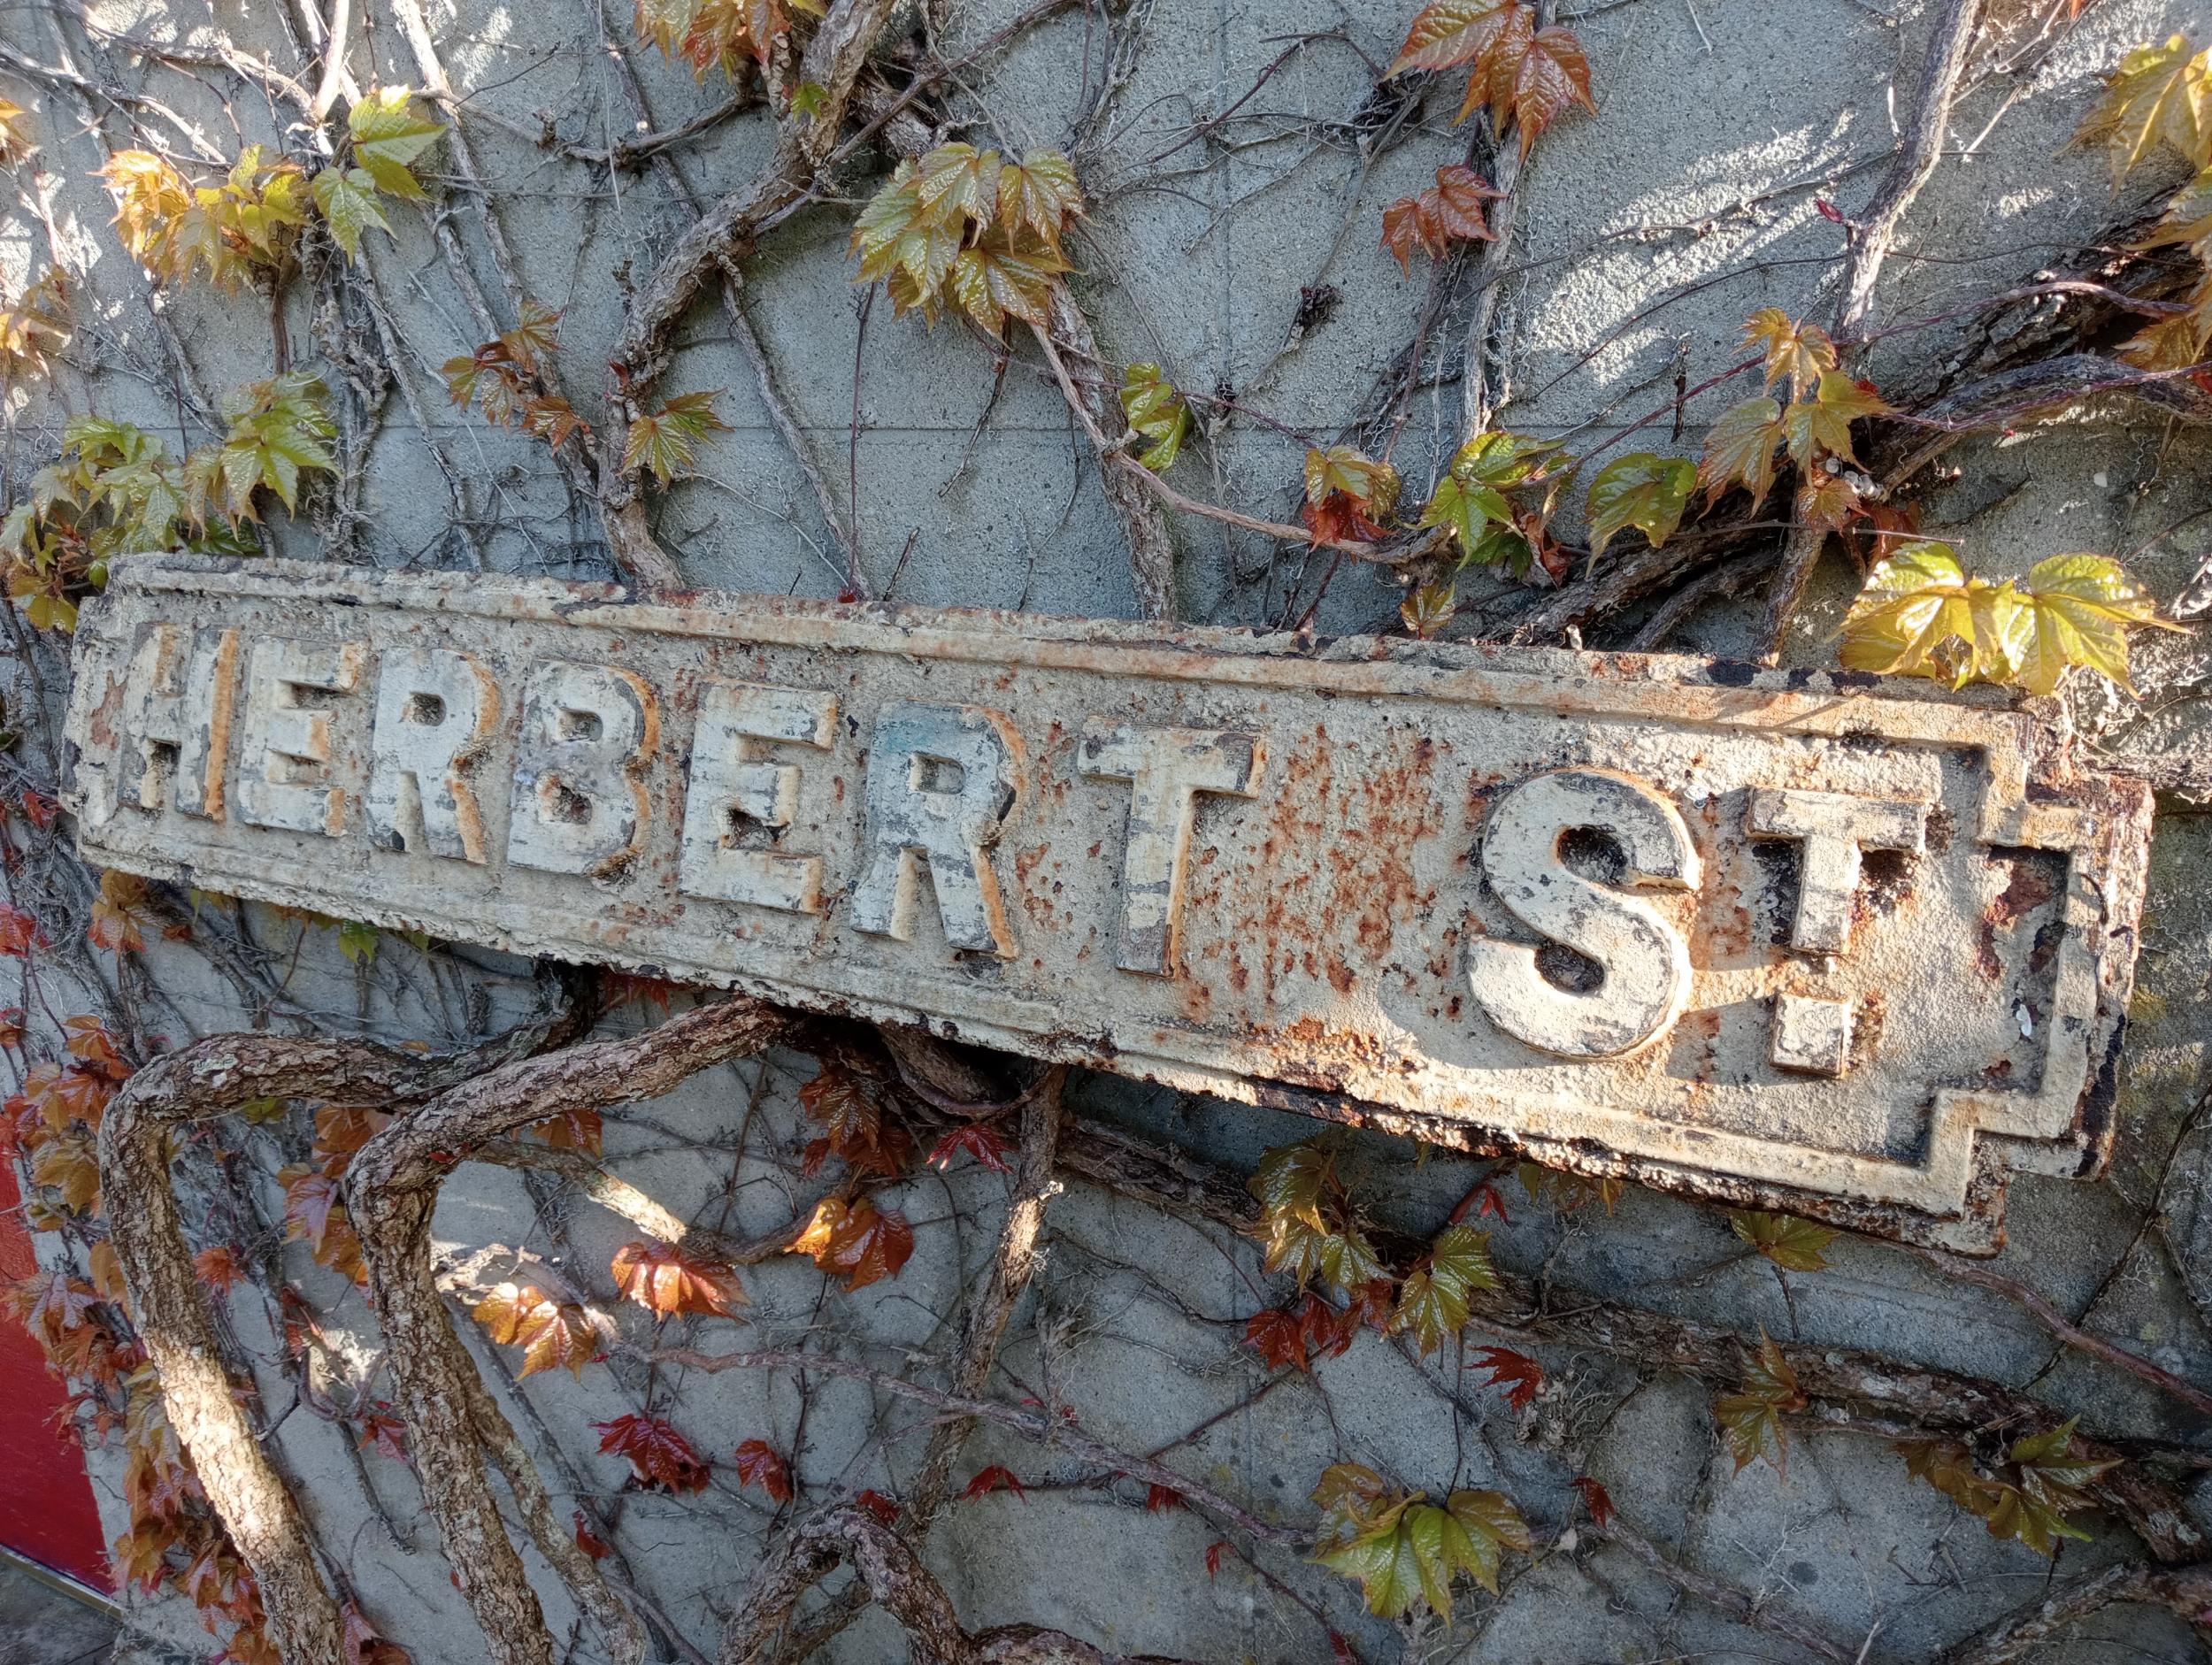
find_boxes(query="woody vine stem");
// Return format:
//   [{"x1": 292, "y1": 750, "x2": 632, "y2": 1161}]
[{"x1": 0, "y1": 0, "x2": 2204, "y2": 1661}]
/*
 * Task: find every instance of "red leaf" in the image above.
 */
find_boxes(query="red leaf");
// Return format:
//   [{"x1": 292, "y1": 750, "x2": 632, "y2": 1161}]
[
  {"x1": 194, "y1": 1245, "x2": 248, "y2": 1293},
  {"x1": 356, "y1": 1408, "x2": 408, "y2": 1463},
  {"x1": 342, "y1": 1603, "x2": 412, "y2": 1665},
  {"x1": 573, "y1": 1510, "x2": 611, "y2": 1560},
  {"x1": 855, "y1": 1488, "x2": 901, "y2": 1525},
  {"x1": 1572, "y1": 1474, "x2": 1615, "y2": 1530},
  {"x1": 1328, "y1": 1632, "x2": 1357, "y2": 1665},
  {"x1": 1471, "y1": 1346, "x2": 1544, "y2": 1411},
  {"x1": 0, "y1": 904, "x2": 44, "y2": 955},
  {"x1": 593, "y1": 1413, "x2": 710, "y2": 1493},
  {"x1": 1144, "y1": 1483, "x2": 1182, "y2": 1513},
  {"x1": 926, "y1": 1122, "x2": 1010, "y2": 1173},
  {"x1": 1816, "y1": 196, "x2": 1844, "y2": 223},
  {"x1": 788, "y1": 1197, "x2": 916, "y2": 1291},
  {"x1": 798, "y1": 1064, "x2": 913, "y2": 1178},
  {"x1": 1203, "y1": 1539, "x2": 1226, "y2": 1579},
  {"x1": 961, "y1": 1464, "x2": 1026, "y2": 1502},
  {"x1": 18, "y1": 791, "x2": 58, "y2": 829},
  {"x1": 733, "y1": 1438, "x2": 795, "y2": 1503},
  {"x1": 1244, "y1": 1291, "x2": 1357, "y2": 1372}
]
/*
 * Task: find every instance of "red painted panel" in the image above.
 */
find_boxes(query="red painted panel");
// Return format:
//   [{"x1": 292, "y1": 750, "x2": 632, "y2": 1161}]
[{"x1": 0, "y1": 1159, "x2": 112, "y2": 1590}]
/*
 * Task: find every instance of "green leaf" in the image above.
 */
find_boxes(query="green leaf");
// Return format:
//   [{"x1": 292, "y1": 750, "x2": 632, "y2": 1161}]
[
  {"x1": 214, "y1": 372, "x2": 336, "y2": 518},
  {"x1": 1439, "y1": 1488, "x2": 1530, "y2": 1594},
  {"x1": 1585, "y1": 452, "x2": 1694, "y2": 556},
  {"x1": 1418, "y1": 472, "x2": 1513, "y2": 557},
  {"x1": 1427, "y1": 1224, "x2": 1496, "y2": 1298},
  {"x1": 2015, "y1": 553, "x2": 2169, "y2": 695},
  {"x1": 311, "y1": 166, "x2": 392, "y2": 258},
  {"x1": 623, "y1": 390, "x2": 730, "y2": 487},
  {"x1": 1715, "y1": 1331, "x2": 1805, "y2": 1473},
  {"x1": 1119, "y1": 363, "x2": 1192, "y2": 472},
  {"x1": 1317, "y1": 1226, "x2": 1385, "y2": 1296},
  {"x1": 1698, "y1": 395, "x2": 1783, "y2": 507},
  {"x1": 336, "y1": 919, "x2": 378, "y2": 965},
  {"x1": 1249, "y1": 1140, "x2": 1333, "y2": 1233},
  {"x1": 1448, "y1": 428, "x2": 1556, "y2": 488},
  {"x1": 1729, "y1": 1210, "x2": 1838, "y2": 1272},
  {"x1": 788, "y1": 80, "x2": 828, "y2": 119},
  {"x1": 1390, "y1": 1265, "x2": 1469, "y2": 1355},
  {"x1": 1780, "y1": 371, "x2": 1890, "y2": 469},
  {"x1": 348, "y1": 87, "x2": 444, "y2": 200}
]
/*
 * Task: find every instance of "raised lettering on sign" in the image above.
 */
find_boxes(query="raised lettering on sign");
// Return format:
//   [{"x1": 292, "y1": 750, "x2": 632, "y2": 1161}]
[
  {"x1": 680, "y1": 680, "x2": 838, "y2": 915},
  {"x1": 508, "y1": 661, "x2": 657, "y2": 879},
  {"x1": 1469, "y1": 769, "x2": 1701, "y2": 1059},
  {"x1": 236, "y1": 637, "x2": 365, "y2": 837},
  {"x1": 1079, "y1": 723, "x2": 1263, "y2": 977},
  {"x1": 108, "y1": 622, "x2": 238, "y2": 824},
  {"x1": 850, "y1": 701, "x2": 1023, "y2": 957},
  {"x1": 367, "y1": 649, "x2": 499, "y2": 863},
  {"x1": 65, "y1": 557, "x2": 2154, "y2": 1252}
]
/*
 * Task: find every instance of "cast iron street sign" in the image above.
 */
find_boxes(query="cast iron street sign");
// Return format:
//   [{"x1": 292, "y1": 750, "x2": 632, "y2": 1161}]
[{"x1": 65, "y1": 555, "x2": 2152, "y2": 1249}]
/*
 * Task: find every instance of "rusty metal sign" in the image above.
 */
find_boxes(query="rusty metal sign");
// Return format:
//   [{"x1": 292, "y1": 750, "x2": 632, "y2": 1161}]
[{"x1": 64, "y1": 555, "x2": 2152, "y2": 1250}]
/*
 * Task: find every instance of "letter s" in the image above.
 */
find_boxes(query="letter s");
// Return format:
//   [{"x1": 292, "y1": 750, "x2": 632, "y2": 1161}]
[{"x1": 1468, "y1": 769, "x2": 1701, "y2": 1059}]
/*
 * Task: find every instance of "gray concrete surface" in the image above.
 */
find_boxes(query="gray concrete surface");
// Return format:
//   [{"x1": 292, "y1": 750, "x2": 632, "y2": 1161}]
[{"x1": 0, "y1": 1560, "x2": 115, "y2": 1665}]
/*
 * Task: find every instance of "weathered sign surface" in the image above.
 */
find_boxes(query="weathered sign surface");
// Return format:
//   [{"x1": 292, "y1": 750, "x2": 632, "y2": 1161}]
[{"x1": 65, "y1": 555, "x2": 2154, "y2": 1249}]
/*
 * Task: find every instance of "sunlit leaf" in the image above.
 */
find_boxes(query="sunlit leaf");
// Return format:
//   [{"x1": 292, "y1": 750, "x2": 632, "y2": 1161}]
[{"x1": 1585, "y1": 452, "x2": 1694, "y2": 556}]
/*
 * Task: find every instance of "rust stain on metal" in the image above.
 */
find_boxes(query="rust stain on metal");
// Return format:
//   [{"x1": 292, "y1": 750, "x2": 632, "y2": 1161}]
[{"x1": 62, "y1": 556, "x2": 2155, "y2": 1251}]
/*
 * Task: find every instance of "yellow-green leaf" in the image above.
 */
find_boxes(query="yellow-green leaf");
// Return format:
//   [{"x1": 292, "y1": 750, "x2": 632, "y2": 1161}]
[
  {"x1": 1118, "y1": 363, "x2": 1191, "y2": 471},
  {"x1": 1698, "y1": 395, "x2": 1783, "y2": 507},
  {"x1": 348, "y1": 87, "x2": 444, "y2": 200},
  {"x1": 1729, "y1": 1209, "x2": 1838, "y2": 1272},
  {"x1": 2072, "y1": 33, "x2": 2212, "y2": 186},
  {"x1": 623, "y1": 389, "x2": 731, "y2": 487},
  {"x1": 311, "y1": 166, "x2": 391, "y2": 258},
  {"x1": 1585, "y1": 452, "x2": 1694, "y2": 556}
]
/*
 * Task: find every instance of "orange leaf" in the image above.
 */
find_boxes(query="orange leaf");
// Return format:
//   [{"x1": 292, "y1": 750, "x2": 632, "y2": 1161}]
[
  {"x1": 788, "y1": 1196, "x2": 916, "y2": 1291},
  {"x1": 471, "y1": 1282, "x2": 600, "y2": 1377},
  {"x1": 611, "y1": 1240, "x2": 746, "y2": 1318}
]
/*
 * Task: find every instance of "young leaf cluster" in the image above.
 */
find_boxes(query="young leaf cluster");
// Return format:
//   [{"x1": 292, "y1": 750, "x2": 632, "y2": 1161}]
[
  {"x1": 1698, "y1": 311, "x2": 1890, "y2": 525},
  {"x1": 1388, "y1": 0, "x2": 1595, "y2": 156},
  {"x1": 101, "y1": 91, "x2": 442, "y2": 282},
  {"x1": 634, "y1": 0, "x2": 826, "y2": 81},
  {"x1": 1839, "y1": 542, "x2": 2174, "y2": 694},
  {"x1": 1897, "y1": 1419, "x2": 2118, "y2": 1555},
  {"x1": 0, "y1": 390, "x2": 319, "y2": 632},
  {"x1": 1309, "y1": 1462, "x2": 1531, "y2": 1620},
  {"x1": 2074, "y1": 35, "x2": 2212, "y2": 372},
  {"x1": 1715, "y1": 1331, "x2": 1807, "y2": 1474},
  {"x1": 1416, "y1": 429, "x2": 1565, "y2": 579},
  {"x1": 1119, "y1": 364, "x2": 1193, "y2": 472},
  {"x1": 851, "y1": 143, "x2": 1083, "y2": 335},
  {"x1": 1379, "y1": 165, "x2": 1501, "y2": 272},
  {"x1": 1248, "y1": 1139, "x2": 1386, "y2": 1299},
  {"x1": 441, "y1": 302, "x2": 591, "y2": 452}
]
